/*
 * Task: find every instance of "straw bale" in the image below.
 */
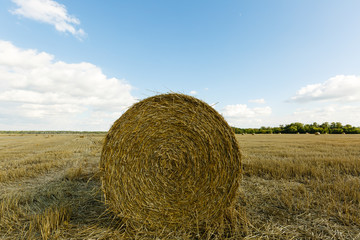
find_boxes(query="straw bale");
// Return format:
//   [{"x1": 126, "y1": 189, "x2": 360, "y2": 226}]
[{"x1": 100, "y1": 93, "x2": 242, "y2": 233}]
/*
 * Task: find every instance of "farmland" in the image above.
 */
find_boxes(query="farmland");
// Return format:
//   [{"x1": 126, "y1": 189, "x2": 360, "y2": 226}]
[{"x1": 0, "y1": 133, "x2": 359, "y2": 239}]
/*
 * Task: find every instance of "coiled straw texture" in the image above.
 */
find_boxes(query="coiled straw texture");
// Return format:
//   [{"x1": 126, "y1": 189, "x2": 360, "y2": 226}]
[{"x1": 100, "y1": 93, "x2": 241, "y2": 233}]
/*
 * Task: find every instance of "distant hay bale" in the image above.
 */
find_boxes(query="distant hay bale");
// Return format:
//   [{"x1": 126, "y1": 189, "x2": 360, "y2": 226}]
[
  {"x1": 315, "y1": 132, "x2": 321, "y2": 135},
  {"x1": 100, "y1": 93, "x2": 242, "y2": 234}
]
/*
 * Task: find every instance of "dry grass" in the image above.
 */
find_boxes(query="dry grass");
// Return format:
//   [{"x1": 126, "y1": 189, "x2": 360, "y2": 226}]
[
  {"x1": 237, "y1": 134, "x2": 360, "y2": 239},
  {"x1": 0, "y1": 133, "x2": 359, "y2": 239}
]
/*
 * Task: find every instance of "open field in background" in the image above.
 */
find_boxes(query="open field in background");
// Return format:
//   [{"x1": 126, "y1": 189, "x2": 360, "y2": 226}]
[{"x1": 0, "y1": 134, "x2": 359, "y2": 239}]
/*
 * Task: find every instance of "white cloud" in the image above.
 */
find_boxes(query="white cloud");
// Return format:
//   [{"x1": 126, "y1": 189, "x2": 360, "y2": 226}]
[
  {"x1": 189, "y1": 90, "x2": 197, "y2": 95},
  {"x1": 291, "y1": 75, "x2": 360, "y2": 102},
  {"x1": 290, "y1": 104, "x2": 360, "y2": 126},
  {"x1": 0, "y1": 40, "x2": 135, "y2": 130},
  {"x1": 249, "y1": 98, "x2": 265, "y2": 104},
  {"x1": 221, "y1": 104, "x2": 272, "y2": 127},
  {"x1": 20, "y1": 103, "x2": 85, "y2": 118},
  {"x1": 10, "y1": 0, "x2": 85, "y2": 39}
]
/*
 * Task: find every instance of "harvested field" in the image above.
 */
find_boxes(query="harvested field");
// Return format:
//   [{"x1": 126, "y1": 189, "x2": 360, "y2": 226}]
[{"x1": 0, "y1": 133, "x2": 359, "y2": 239}]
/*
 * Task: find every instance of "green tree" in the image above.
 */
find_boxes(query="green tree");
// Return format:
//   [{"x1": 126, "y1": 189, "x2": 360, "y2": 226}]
[{"x1": 321, "y1": 122, "x2": 330, "y2": 133}]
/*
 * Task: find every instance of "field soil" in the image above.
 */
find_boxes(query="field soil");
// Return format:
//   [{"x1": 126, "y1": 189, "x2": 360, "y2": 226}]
[{"x1": 0, "y1": 133, "x2": 359, "y2": 239}]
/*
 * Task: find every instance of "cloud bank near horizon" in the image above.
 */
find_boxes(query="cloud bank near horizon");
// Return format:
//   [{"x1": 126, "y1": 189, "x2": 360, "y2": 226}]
[
  {"x1": 0, "y1": 40, "x2": 135, "y2": 130},
  {"x1": 290, "y1": 75, "x2": 360, "y2": 103},
  {"x1": 221, "y1": 104, "x2": 272, "y2": 127},
  {"x1": 1, "y1": 40, "x2": 360, "y2": 130}
]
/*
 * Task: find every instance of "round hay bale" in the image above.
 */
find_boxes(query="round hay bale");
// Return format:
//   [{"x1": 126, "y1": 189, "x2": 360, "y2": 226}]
[
  {"x1": 315, "y1": 132, "x2": 321, "y2": 135},
  {"x1": 100, "y1": 93, "x2": 241, "y2": 232}
]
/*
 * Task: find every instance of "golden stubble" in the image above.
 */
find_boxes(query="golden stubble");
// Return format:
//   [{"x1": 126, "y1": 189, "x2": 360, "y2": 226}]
[{"x1": 0, "y1": 132, "x2": 359, "y2": 239}]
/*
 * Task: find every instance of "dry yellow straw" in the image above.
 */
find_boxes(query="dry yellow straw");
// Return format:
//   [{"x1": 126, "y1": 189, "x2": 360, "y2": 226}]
[{"x1": 100, "y1": 93, "x2": 241, "y2": 234}]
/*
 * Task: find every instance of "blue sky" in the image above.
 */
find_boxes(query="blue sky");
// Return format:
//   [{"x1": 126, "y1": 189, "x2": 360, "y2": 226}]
[{"x1": 1, "y1": 0, "x2": 360, "y2": 130}]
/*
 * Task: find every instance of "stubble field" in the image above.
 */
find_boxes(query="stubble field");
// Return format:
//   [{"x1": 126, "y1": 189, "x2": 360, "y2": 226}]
[{"x1": 0, "y1": 133, "x2": 359, "y2": 239}]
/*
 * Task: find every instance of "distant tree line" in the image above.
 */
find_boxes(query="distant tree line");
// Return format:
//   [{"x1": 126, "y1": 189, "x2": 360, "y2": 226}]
[
  {"x1": 232, "y1": 122, "x2": 360, "y2": 134},
  {"x1": 2, "y1": 122, "x2": 360, "y2": 135}
]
